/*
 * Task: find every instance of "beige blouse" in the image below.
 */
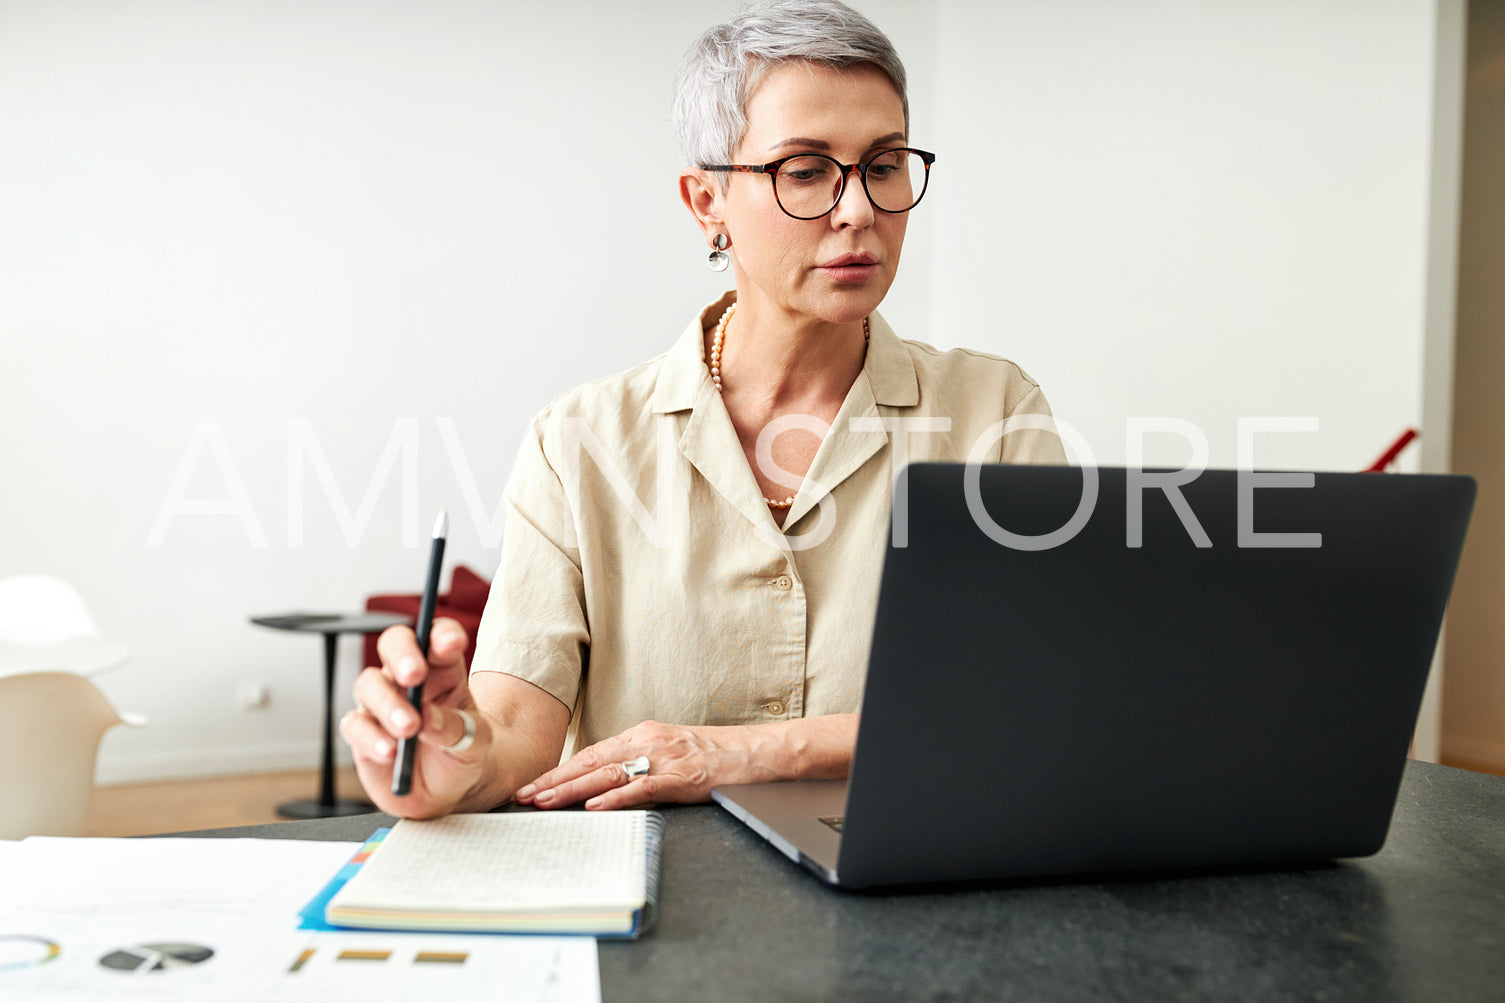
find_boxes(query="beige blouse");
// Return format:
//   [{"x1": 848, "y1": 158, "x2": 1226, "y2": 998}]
[{"x1": 472, "y1": 295, "x2": 1067, "y2": 752}]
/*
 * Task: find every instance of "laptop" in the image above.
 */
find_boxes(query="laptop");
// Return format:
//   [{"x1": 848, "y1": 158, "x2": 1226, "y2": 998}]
[{"x1": 711, "y1": 463, "x2": 1475, "y2": 888}]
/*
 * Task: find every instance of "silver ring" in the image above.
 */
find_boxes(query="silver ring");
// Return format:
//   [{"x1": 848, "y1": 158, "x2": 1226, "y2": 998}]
[
  {"x1": 620, "y1": 755, "x2": 650, "y2": 781},
  {"x1": 440, "y1": 708, "x2": 476, "y2": 754}
]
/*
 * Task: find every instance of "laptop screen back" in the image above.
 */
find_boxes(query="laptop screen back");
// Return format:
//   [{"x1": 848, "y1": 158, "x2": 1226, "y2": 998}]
[{"x1": 835, "y1": 464, "x2": 1474, "y2": 887}]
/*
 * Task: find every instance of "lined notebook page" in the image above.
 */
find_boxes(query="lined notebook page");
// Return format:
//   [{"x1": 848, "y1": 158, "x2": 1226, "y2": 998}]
[{"x1": 331, "y1": 811, "x2": 648, "y2": 911}]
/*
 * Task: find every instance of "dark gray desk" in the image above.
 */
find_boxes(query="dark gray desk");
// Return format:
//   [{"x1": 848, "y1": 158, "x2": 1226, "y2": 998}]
[{"x1": 175, "y1": 760, "x2": 1505, "y2": 1002}]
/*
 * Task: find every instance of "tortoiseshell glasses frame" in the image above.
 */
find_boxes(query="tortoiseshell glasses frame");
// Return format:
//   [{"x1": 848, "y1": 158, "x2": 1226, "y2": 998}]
[{"x1": 700, "y1": 148, "x2": 936, "y2": 220}]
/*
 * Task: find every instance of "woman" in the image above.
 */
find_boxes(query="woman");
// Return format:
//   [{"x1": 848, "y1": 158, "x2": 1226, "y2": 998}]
[{"x1": 342, "y1": 0, "x2": 1066, "y2": 818}]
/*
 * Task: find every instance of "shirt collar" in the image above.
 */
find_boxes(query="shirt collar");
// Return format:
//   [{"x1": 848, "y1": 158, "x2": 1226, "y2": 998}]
[
  {"x1": 649, "y1": 294, "x2": 919, "y2": 414},
  {"x1": 863, "y1": 309, "x2": 919, "y2": 407}
]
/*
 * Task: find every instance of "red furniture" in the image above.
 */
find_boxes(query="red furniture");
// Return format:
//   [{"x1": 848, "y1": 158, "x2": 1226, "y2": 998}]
[
  {"x1": 363, "y1": 565, "x2": 491, "y2": 671},
  {"x1": 1365, "y1": 428, "x2": 1420, "y2": 472}
]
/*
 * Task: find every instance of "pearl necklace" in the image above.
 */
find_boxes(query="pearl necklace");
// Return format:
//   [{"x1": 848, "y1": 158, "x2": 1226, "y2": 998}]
[{"x1": 709, "y1": 302, "x2": 870, "y2": 510}]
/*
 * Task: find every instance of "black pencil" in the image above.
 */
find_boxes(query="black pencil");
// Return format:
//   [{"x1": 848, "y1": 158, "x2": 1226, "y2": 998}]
[{"x1": 392, "y1": 510, "x2": 447, "y2": 796}]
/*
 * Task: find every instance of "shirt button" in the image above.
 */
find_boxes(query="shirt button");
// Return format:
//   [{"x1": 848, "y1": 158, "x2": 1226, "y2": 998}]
[
  {"x1": 764, "y1": 700, "x2": 785, "y2": 715},
  {"x1": 773, "y1": 575, "x2": 793, "y2": 591}
]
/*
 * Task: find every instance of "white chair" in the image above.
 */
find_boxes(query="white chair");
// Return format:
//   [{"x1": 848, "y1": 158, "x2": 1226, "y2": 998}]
[
  {"x1": 0, "y1": 574, "x2": 100, "y2": 643},
  {"x1": 0, "y1": 574, "x2": 131, "y2": 676},
  {"x1": 0, "y1": 671, "x2": 146, "y2": 839}
]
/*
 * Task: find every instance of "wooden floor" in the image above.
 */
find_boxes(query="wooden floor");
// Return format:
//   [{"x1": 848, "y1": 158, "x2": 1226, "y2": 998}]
[{"x1": 85, "y1": 767, "x2": 368, "y2": 837}]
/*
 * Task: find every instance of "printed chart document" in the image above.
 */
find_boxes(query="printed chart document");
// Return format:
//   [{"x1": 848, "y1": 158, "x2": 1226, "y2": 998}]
[
  {"x1": 322, "y1": 810, "x2": 663, "y2": 937},
  {"x1": 0, "y1": 835, "x2": 599, "y2": 1003}
]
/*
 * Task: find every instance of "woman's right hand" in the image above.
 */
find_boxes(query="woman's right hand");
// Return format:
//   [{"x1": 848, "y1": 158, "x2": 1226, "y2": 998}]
[{"x1": 341, "y1": 618, "x2": 490, "y2": 818}]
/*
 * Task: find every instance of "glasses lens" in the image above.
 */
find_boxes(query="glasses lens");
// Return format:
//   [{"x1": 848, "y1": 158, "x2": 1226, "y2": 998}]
[
  {"x1": 864, "y1": 150, "x2": 927, "y2": 213},
  {"x1": 773, "y1": 155, "x2": 845, "y2": 219}
]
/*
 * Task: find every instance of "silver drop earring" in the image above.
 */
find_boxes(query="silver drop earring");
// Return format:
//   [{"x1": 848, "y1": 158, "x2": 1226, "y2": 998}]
[{"x1": 707, "y1": 233, "x2": 730, "y2": 272}]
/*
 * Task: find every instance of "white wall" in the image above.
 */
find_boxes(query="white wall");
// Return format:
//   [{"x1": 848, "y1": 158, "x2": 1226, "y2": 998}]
[
  {"x1": 0, "y1": 0, "x2": 1455, "y2": 783},
  {"x1": 930, "y1": 0, "x2": 1443, "y2": 472}
]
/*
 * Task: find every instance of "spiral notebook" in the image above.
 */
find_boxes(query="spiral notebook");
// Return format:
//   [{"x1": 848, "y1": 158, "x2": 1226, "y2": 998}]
[{"x1": 311, "y1": 810, "x2": 663, "y2": 938}]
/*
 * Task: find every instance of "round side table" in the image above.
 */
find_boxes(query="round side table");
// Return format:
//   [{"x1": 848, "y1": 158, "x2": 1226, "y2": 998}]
[{"x1": 249, "y1": 612, "x2": 411, "y2": 819}]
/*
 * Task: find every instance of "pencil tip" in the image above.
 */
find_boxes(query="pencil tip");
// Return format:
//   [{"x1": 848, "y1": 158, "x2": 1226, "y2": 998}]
[{"x1": 434, "y1": 511, "x2": 449, "y2": 539}]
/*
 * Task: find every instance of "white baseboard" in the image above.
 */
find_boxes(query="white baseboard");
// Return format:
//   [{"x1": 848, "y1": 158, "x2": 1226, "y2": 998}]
[
  {"x1": 94, "y1": 741, "x2": 355, "y2": 786},
  {"x1": 1441, "y1": 735, "x2": 1505, "y2": 773}
]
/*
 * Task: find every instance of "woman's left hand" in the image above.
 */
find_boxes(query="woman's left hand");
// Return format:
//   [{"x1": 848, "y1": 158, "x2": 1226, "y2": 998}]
[{"x1": 513, "y1": 720, "x2": 763, "y2": 811}]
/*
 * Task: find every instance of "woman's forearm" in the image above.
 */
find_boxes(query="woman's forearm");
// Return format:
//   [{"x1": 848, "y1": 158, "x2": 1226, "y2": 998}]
[
  {"x1": 718, "y1": 713, "x2": 860, "y2": 785},
  {"x1": 453, "y1": 672, "x2": 572, "y2": 813}
]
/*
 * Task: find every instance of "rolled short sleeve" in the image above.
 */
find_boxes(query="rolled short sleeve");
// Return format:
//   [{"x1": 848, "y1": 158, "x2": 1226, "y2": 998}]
[{"x1": 471, "y1": 413, "x2": 588, "y2": 712}]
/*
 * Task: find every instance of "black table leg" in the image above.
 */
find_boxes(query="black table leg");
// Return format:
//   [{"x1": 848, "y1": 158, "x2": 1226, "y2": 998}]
[
  {"x1": 319, "y1": 630, "x2": 337, "y2": 805},
  {"x1": 277, "y1": 631, "x2": 374, "y2": 819}
]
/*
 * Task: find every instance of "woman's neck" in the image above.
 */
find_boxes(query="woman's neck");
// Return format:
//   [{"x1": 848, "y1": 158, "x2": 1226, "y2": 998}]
[{"x1": 708, "y1": 296, "x2": 869, "y2": 416}]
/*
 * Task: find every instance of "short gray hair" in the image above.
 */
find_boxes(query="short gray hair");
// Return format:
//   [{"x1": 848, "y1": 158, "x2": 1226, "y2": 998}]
[{"x1": 672, "y1": 0, "x2": 909, "y2": 171}]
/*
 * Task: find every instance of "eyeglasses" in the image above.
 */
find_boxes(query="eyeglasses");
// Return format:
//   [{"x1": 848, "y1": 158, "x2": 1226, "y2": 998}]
[{"x1": 701, "y1": 147, "x2": 936, "y2": 220}]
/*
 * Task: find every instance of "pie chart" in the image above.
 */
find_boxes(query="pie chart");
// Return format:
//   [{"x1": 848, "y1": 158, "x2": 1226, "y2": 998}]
[
  {"x1": 0, "y1": 936, "x2": 61, "y2": 972},
  {"x1": 98, "y1": 942, "x2": 214, "y2": 972}
]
